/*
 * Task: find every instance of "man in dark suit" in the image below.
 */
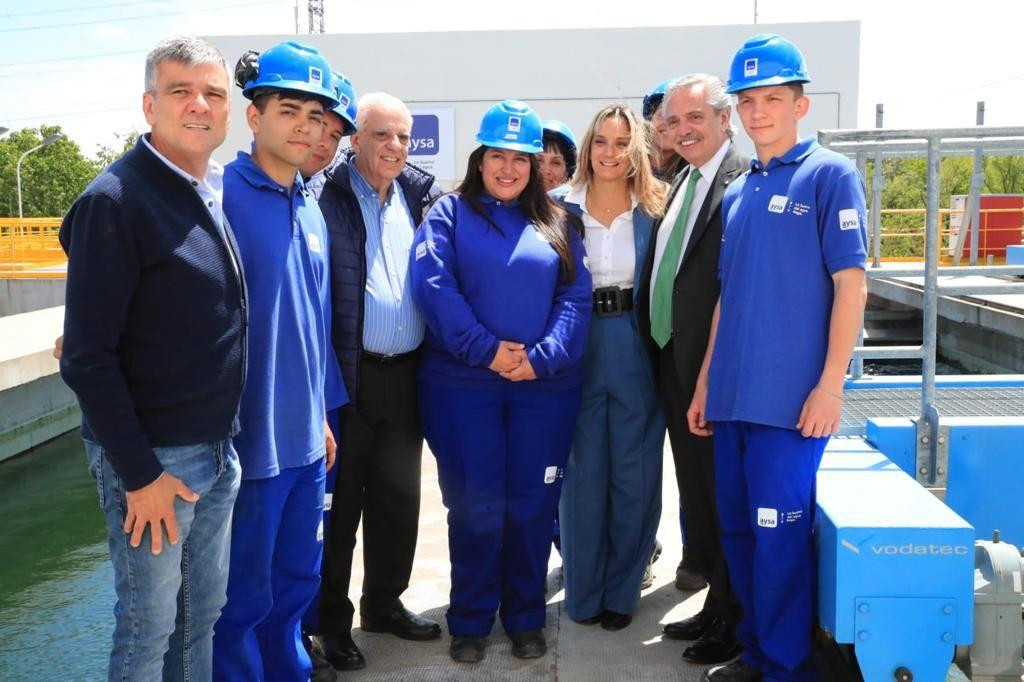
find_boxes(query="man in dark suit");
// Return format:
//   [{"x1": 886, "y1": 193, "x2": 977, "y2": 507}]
[{"x1": 637, "y1": 73, "x2": 747, "y2": 666}]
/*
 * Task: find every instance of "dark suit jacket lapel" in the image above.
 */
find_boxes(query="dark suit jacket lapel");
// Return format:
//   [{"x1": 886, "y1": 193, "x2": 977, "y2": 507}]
[{"x1": 679, "y1": 143, "x2": 744, "y2": 269}]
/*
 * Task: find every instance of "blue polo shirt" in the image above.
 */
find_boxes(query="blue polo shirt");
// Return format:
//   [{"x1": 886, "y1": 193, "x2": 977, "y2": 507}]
[
  {"x1": 224, "y1": 151, "x2": 347, "y2": 479},
  {"x1": 706, "y1": 138, "x2": 867, "y2": 430}
]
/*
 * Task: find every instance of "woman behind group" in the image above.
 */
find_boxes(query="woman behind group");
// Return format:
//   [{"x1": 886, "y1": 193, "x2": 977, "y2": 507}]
[
  {"x1": 409, "y1": 100, "x2": 592, "y2": 663},
  {"x1": 538, "y1": 119, "x2": 577, "y2": 192},
  {"x1": 551, "y1": 104, "x2": 667, "y2": 630}
]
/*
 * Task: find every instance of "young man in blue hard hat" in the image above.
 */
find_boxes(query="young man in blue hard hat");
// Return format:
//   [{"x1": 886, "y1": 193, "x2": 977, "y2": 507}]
[
  {"x1": 687, "y1": 34, "x2": 868, "y2": 682},
  {"x1": 301, "y1": 71, "x2": 358, "y2": 200},
  {"x1": 212, "y1": 41, "x2": 348, "y2": 682}
]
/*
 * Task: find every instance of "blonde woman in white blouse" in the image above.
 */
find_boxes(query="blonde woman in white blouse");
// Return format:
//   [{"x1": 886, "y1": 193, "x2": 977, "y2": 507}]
[{"x1": 550, "y1": 104, "x2": 668, "y2": 631}]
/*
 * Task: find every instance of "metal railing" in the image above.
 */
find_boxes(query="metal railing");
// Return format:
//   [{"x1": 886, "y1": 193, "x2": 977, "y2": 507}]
[
  {"x1": 0, "y1": 217, "x2": 65, "y2": 277},
  {"x1": 819, "y1": 123, "x2": 1024, "y2": 496}
]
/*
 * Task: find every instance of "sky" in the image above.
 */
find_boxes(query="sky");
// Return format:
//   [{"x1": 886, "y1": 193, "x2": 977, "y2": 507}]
[{"x1": 2, "y1": 0, "x2": 1023, "y2": 156}]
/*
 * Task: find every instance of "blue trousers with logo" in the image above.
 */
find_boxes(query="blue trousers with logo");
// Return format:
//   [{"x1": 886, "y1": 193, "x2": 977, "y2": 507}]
[
  {"x1": 713, "y1": 421, "x2": 828, "y2": 682},
  {"x1": 301, "y1": 409, "x2": 341, "y2": 637},
  {"x1": 214, "y1": 459, "x2": 326, "y2": 682},
  {"x1": 418, "y1": 380, "x2": 582, "y2": 636},
  {"x1": 560, "y1": 314, "x2": 664, "y2": 620}
]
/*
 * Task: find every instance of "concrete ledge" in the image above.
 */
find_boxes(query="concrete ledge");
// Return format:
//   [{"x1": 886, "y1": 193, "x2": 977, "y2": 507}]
[
  {"x1": 0, "y1": 278, "x2": 65, "y2": 316},
  {"x1": 0, "y1": 306, "x2": 63, "y2": 391}
]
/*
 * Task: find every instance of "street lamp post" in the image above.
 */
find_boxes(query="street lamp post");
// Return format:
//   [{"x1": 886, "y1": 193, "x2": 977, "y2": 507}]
[
  {"x1": 17, "y1": 132, "x2": 62, "y2": 220},
  {"x1": 0, "y1": 127, "x2": 9, "y2": 138}
]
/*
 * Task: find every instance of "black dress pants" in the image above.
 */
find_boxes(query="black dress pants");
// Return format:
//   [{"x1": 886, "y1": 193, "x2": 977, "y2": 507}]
[
  {"x1": 658, "y1": 342, "x2": 742, "y2": 626},
  {"x1": 320, "y1": 353, "x2": 424, "y2": 634}
]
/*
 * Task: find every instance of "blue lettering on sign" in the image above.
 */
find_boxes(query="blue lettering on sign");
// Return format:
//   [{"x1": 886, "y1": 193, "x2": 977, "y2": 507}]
[{"x1": 410, "y1": 114, "x2": 439, "y2": 155}]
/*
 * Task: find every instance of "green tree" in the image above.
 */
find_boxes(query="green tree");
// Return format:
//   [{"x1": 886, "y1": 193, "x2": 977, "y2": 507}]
[
  {"x1": 93, "y1": 131, "x2": 140, "y2": 173},
  {"x1": 0, "y1": 126, "x2": 98, "y2": 218}
]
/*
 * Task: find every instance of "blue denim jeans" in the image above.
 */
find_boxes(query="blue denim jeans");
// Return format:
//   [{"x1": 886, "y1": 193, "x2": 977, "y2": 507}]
[{"x1": 86, "y1": 438, "x2": 241, "y2": 682}]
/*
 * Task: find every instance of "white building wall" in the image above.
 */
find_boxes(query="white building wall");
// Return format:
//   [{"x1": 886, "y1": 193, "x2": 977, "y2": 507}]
[{"x1": 209, "y1": 21, "x2": 858, "y2": 186}]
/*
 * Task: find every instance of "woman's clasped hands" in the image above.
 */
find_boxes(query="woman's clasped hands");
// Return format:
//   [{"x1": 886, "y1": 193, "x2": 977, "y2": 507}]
[{"x1": 488, "y1": 340, "x2": 538, "y2": 382}]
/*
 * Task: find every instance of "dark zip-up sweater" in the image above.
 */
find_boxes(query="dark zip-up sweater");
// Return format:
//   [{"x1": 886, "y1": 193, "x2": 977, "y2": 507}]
[{"x1": 59, "y1": 137, "x2": 247, "y2": 491}]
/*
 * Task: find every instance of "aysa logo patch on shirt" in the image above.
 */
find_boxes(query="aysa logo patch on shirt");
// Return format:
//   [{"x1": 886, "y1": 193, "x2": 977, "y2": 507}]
[
  {"x1": 839, "y1": 208, "x2": 861, "y2": 231},
  {"x1": 757, "y1": 507, "x2": 778, "y2": 528},
  {"x1": 306, "y1": 232, "x2": 322, "y2": 253},
  {"x1": 744, "y1": 58, "x2": 758, "y2": 77},
  {"x1": 543, "y1": 466, "x2": 563, "y2": 484},
  {"x1": 415, "y1": 241, "x2": 428, "y2": 260},
  {"x1": 768, "y1": 195, "x2": 788, "y2": 214}
]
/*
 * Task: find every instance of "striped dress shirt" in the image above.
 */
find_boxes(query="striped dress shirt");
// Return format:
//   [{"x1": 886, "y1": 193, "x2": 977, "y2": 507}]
[{"x1": 349, "y1": 163, "x2": 425, "y2": 355}]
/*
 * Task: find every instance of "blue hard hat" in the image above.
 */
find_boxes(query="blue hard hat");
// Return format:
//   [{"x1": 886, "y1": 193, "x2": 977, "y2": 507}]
[
  {"x1": 475, "y1": 100, "x2": 543, "y2": 154},
  {"x1": 726, "y1": 34, "x2": 810, "y2": 94},
  {"x1": 642, "y1": 78, "x2": 675, "y2": 120},
  {"x1": 542, "y1": 119, "x2": 577, "y2": 174},
  {"x1": 331, "y1": 72, "x2": 358, "y2": 136},
  {"x1": 238, "y1": 41, "x2": 339, "y2": 107}
]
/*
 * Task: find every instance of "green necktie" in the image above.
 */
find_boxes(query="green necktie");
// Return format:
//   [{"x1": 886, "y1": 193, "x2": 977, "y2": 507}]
[{"x1": 651, "y1": 168, "x2": 702, "y2": 348}]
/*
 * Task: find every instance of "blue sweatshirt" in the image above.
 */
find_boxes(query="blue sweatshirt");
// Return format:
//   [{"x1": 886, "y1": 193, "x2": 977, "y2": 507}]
[{"x1": 410, "y1": 192, "x2": 592, "y2": 389}]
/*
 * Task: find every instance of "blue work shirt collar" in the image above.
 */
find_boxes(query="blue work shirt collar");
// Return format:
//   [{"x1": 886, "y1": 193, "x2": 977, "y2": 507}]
[
  {"x1": 231, "y1": 150, "x2": 308, "y2": 197},
  {"x1": 478, "y1": 192, "x2": 520, "y2": 209},
  {"x1": 750, "y1": 137, "x2": 818, "y2": 173}
]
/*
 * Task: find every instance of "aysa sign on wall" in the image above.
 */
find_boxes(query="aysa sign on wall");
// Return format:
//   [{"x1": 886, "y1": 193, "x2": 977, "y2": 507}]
[{"x1": 409, "y1": 107, "x2": 455, "y2": 182}]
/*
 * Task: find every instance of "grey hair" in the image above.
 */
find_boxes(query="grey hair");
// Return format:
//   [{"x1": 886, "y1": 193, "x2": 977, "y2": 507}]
[
  {"x1": 354, "y1": 92, "x2": 412, "y2": 131},
  {"x1": 144, "y1": 36, "x2": 229, "y2": 94},
  {"x1": 663, "y1": 73, "x2": 737, "y2": 139}
]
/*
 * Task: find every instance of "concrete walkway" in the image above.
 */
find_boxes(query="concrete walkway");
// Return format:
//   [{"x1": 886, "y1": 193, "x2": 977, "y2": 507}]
[{"x1": 339, "y1": 441, "x2": 719, "y2": 681}]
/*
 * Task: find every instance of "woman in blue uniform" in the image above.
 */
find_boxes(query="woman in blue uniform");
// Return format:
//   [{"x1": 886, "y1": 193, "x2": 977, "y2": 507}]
[
  {"x1": 410, "y1": 99, "x2": 592, "y2": 664},
  {"x1": 551, "y1": 104, "x2": 667, "y2": 630}
]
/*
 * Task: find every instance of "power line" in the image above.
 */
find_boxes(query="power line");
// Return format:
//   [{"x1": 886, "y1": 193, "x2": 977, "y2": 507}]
[
  {"x1": 0, "y1": 0, "x2": 291, "y2": 34},
  {"x1": 4, "y1": 104, "x2": 140, "y2": 124},
  {"x1": 1, "y1": 0, "x2": 173, "y2": 19},
  {"x1": 0, "y1": 49, "x2": 147, "y2": 68}
]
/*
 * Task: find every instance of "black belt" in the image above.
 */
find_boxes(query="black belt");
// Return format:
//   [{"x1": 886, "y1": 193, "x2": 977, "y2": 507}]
[
  {"x1": 592, "y1": 286, "x2": 633, "y2": 317},
  {"x1": 362, "y1": 349, "x2": 417, "y2": 366}
]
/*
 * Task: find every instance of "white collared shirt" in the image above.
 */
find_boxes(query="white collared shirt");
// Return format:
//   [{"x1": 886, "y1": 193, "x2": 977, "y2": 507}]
[
  {"x1": 650, "y1": 139, "x2": 732, "y2": 310},
  {"x1": 565, "y1": 183, "x2": 636, "y2": 290},
  {"x1": 142, "y1": 135, "x2": 225, "y2": 235}
]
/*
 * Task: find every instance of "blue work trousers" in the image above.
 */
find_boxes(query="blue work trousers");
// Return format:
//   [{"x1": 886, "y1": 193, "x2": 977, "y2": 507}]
[
  {"x1": 560, "y1": 313, "x2": 664, "y2": 620},
  {"x1": 86, "y1": 438, "x2": 240, "y2": 682},
  {"x1": 418, "y1": 380, "x2": 582, "y2": 636},
  {"x1": 302, "y1": 408, "x2": 340, "y2": 636},
  {"x1": 714, "y1": 421, "x2": 828, "y2": 682},
  {"x1": 214, "y1": 459, "x2": 326, "y2": 682}
]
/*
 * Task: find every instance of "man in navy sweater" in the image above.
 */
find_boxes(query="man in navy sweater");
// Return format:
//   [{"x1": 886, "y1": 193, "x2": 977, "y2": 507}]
[{"x1": 59, "y1": 37, "x2": 245, "y2": 681}]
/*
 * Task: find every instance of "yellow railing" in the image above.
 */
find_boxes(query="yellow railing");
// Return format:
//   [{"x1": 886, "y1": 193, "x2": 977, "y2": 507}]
[
  {"x1": 877, "y1": 207, "x2": 1023, "y2": 264},
  {"x1": 0, "y1": 218, "x2": 66, "y2": 278}
]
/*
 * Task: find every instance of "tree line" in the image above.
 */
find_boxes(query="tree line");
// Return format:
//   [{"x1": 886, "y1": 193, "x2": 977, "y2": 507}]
[{"x1": 3, "y1": 126, "x2": 1023, "y2": 260}]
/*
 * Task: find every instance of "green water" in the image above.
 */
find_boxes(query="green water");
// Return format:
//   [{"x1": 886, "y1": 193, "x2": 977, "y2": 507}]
[{"x1": 0, "y1": 432, "x2": 112, "y2": 680}]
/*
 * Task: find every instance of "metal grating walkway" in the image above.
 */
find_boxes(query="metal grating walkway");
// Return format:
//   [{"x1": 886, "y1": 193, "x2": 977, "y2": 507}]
[{"x1": 841, "y1": 385, "x2": 1024, "y2": 431}]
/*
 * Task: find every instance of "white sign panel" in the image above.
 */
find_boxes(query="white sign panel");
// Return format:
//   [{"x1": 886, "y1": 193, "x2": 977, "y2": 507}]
[{"x1": 409, "y1": 107, "x2": 455, "y2": 183}]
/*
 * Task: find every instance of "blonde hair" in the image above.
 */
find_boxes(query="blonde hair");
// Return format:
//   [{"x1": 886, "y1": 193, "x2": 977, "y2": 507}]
[{"x1": 571, "y1": 104, "x2": 667, "y2": 218}]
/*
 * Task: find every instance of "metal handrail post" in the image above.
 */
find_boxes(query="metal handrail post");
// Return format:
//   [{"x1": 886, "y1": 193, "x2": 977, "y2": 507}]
[
  {"x1": 968, "y1": 102, "x2": 985, "y2": 266},
  {"x1": 852, "y1": 150, "x2": 868, "y2": 380},
  {"x1": 871, "y1": 104, "x2": 884, "y2": 268},
  {"x1": 922, "y1": 135, "x2": 940, "y2": 418}
]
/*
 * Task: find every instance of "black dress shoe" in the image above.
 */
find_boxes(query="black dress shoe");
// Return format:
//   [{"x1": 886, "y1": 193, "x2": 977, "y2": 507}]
[
  {"x1": 304, "y1": 635, "x2": 337, "y2": 681},
  {"x1": 600, "y1": 610, "x2": 633, "y2": 631},
  {"x1": 360, "y1": 606, "x2": 442, "y2": 641},
  {"x1": 682, "y1": 619, "x2": 743, "y2": 664},
  {"x1": 314, "y1": 633, "x2": 366, "y2": 672},
  {"x1": 663, "y1": 609, "x2": 715, "y2": 640},
  {"x1": 509, "y1": 629, "x2": 547, "y2": 659},
  {"x1": 675, "y1": 554, "x2": 708, "y2": 591},
  {"x1": 449, "y1": 635, "x2": 486, "y2": 663},
  {"x1": 576, "y1": 614, "x2": 602, "y2": 625},
  {"x1": 703, "y1": 659, "x2": 762, "y2": 681}
]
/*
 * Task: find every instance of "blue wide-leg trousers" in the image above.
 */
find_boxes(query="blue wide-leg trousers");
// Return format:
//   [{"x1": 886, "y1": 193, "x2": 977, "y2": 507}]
[
  {"x1": 418, "y1": 380, "x2": 582, "y2": 637},
  {"x1": 560, "y1": 314, "x2": 664, "y2": 620}
]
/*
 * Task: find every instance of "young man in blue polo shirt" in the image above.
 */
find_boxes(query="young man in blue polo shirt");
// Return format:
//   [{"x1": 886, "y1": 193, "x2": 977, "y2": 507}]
[
  {"x1": 212, "y1": 41, "x2": 347, "y2": 682},
  {"x1": 687, "y1": 34, "x2": 868, "y2": 682}
]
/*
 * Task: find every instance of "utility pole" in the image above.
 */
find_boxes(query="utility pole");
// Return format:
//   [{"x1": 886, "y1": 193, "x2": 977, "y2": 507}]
[{"x1": 308, "y1": 0, "x2": 325, "y2": 33}]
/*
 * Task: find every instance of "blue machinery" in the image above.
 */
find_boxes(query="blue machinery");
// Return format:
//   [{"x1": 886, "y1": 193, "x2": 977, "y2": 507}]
[{"x1": 813, "y1": 124, "x2": 1024, "y2": 681}]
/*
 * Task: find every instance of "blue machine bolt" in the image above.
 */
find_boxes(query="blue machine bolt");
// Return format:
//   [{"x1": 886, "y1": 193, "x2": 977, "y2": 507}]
[
  {"x1": 858, "y1": 630, "x2": 870, "y2": 641},
  {"x1": 942, "y1": 632, "x2": 953, "y2": 643},
  {"x1": 942, "y1": 604, "x2": 953, "y2": 615},
  {"x1": 858, "y1": 603, "x2": 870, "y2": 614}
]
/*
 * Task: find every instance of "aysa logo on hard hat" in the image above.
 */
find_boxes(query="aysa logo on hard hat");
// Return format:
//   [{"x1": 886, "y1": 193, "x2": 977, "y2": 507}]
[
  {"x1": 308, "y1": 66, "x2": 323, "y2": 87},
  {"x1": 744, "y1": 58, "x2": 758, "y2": 77},
  {"x1": 507, "y1": 116, "x2": 522, "y2": 133},
  {"x1": 338, "y1": 92, "x2": 350, "y2": 109}
]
